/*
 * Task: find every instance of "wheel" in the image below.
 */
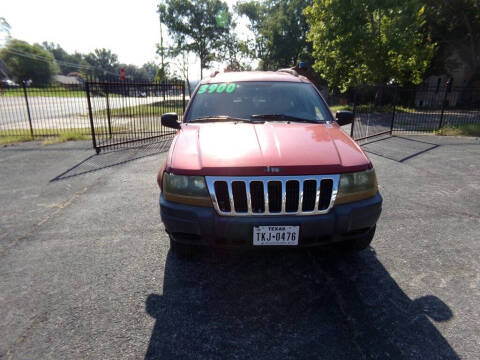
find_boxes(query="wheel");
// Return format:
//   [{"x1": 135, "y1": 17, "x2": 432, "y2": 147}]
[
  {"x1": 169, "y1": 235, "x2": 194, "y2": 258},
  {"x1": 341, "y1": 225, "x2": 376, "y2": 253}
]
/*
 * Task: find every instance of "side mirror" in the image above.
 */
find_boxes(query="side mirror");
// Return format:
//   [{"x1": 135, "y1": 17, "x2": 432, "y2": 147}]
[
  {"x1": 335, "y1": 110, "x2": 354, "y2": 126},
  {"x1": 161, "y1": 113, "x2": 180, "y2": 129}
]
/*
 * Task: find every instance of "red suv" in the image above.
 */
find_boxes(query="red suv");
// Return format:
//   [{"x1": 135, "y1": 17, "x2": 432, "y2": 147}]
[{"x1": 158, "y1": 71, "x2": 382, "y2": 256}]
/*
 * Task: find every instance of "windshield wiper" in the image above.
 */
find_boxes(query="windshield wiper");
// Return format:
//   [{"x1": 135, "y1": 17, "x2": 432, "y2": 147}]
[
  {"x1": 190, "y1": 115, "x2": 261, "y2": 124},
  {"x1": 250, "y1": 114, "x2": 321, "y2": 123}
]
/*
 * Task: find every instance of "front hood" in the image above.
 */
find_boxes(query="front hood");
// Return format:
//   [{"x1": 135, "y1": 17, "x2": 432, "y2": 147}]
[{"x1": 167, "y1": 122, "x2": 371, "y2": 176}]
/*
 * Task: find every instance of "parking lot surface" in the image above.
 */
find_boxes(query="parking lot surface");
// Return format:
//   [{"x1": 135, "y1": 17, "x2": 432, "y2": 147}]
[{"x1": 0, "y1": 135, "x2": 479, "y2": 359}]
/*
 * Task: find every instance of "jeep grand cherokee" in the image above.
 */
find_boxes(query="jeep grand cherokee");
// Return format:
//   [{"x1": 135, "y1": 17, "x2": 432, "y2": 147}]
[{"x1": 157, "y1": 71, "x2": 382, "y2": 256}]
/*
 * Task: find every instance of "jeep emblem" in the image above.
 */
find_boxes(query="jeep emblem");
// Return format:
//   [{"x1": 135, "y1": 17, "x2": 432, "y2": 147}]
[{"x1": 265, "y1": 166, "x2": 281, "y2": 173}]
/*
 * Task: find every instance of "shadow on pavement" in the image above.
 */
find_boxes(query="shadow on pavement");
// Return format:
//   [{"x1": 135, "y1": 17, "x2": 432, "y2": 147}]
[
  {"x1": 50, "y1": 138, "x2": 172, "y2": 181},
  {"x1": 362, "y1": 136, "x2": 440, "y2": 163},
  {"x1": 361, "y1": 135, "x2": 479, "y2": 163},
  {"x1": 144, "y1": 249, "x2": 458, "y2": 359}
]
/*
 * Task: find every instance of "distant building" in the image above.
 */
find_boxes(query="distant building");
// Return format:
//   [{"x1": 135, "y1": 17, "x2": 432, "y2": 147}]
[
  {"x1": 53, "y1": 74, "x2": 83, "y2": 86},
  {"x1": 415, "y1": 50, "x2": 479, "y2": 107}
]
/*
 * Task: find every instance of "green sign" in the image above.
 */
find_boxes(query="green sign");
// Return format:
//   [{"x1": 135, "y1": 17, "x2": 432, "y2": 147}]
[{"x1": 197, "y1": 83, "x2": 236, "y2": 95}]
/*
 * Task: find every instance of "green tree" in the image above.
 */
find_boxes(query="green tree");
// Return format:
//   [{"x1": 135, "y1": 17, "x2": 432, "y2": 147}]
[
  {"x1": 220, "y1": 28, "x2": 252, "y2": 71},
  {"x1": 118, "y1": 64, "x2": 140, "y2": 81},
  {"x1": 173, "y1": 51, "x2": 192, "y2": 95},
  {"x1": 237, "y1": 0, "x2": 313, "y2": 70},
  {"x1": 304, "y1": 0, "x2": 435, "y2": 92},
  {"x1": 154, "y1": 66, "x2": 168, "y2": 82},
  {"x1": 0, "y1": 39, "x2": 58, "y2": 86},
  {"x1": 42, "y1": 42, "x2": 84, "y2": 75},
  {"x1": 140, "y1": 62, "x2": 160, "y2": 81},
  {"x1": 158, "y1": 0, "x2": 231, "y2": 78},
  {"x1": 83, "y1": 48, "x2": 119, "y2": 80},
  {"x1": 424, "y1": 0, "x2": 480, "y2": 85}
]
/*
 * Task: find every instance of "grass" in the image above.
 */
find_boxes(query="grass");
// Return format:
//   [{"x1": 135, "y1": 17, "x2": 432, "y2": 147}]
[
  {"x1": 2, "y1": 88, "x2": 87, "y2": 97},
  {"x1": 436, "y1": 123, "x2": 480, "y2": 137},
  {"x1": 41, "y1": 131, "x2": 91, "y2": 145},
  {"x1": 0, "y1": 122, "x2": 170, "y2": 146},
  {"x1": 329, "y1": 104, "x2": 418, "y2": 114},
  {"x1": 94, "y1": 101, "x2": 184, "y2": 118},
  {"x1": 0, "y1": 129, "x2": 91, "y2": 146},
  {"x1": 0, "y1": 135, "x2": 33, "y2": 145}
]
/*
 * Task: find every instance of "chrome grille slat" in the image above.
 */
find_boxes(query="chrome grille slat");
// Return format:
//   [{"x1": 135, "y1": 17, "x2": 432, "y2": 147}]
[
  {"x1": 245, "y1": 180, "x2": 253, "y2": 214},
  {"x1": 206, "y1": 175, "x2": 340, "y2": 217},
  {"x1": 226, "y1": 181, "x2": 236, "y2": 215},
  {"x1": 297, "y1": 180, "x2": 304, "y2": 215},
  {"x1": 263, "y1": 181, "x2": 270, "y2": 215},
  {"x1": 314, "y1": 180, "x2": 321, "y2": 211}
]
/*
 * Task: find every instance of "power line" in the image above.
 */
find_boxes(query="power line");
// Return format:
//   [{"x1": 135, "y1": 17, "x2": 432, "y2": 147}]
[
  {"x1": 0, "y1": 58, "x2": 11, "y2": 78},
  {"x1": 2, "y1": 48, "x2": 121, "y2": 77},
  {"x1": 5, "y1": 48, "x2": 91, "y2": 69}
]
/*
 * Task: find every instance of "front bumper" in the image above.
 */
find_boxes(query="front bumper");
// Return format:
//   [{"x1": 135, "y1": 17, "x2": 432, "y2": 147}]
[{"x1": 160, "y1": 192, "x2": 382, "y2": 248}]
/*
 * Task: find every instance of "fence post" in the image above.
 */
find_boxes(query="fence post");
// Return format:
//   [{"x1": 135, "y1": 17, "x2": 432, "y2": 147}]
[
  {"x1": 182, "y1": 81, "x2": 186, "y2": 114},
  {"x1": 85, "y1": 82, "x2": 99, "y2": 154},
  {"x1": 163, "y1": 79, "x2": 166, "y2": 102},
  {"x1": 105, "y1": 88, "x2": 112, "y2": 138},
  {"x1": 22, "y1": 81, "x2": 34, "y2": 138},
  {"x1": 390, "y1": 86, "x2": 397, "y2": 135},
  {"x1": 438, "y1": 80, "x2": 450, "y2": 130},
  {"x1": 350, "y1": 89, "x2": 356, "y2": 138}
]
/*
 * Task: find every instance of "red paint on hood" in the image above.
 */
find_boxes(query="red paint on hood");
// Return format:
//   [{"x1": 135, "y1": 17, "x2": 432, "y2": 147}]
[{"x1": 165, "y1": 122, "x2": 371, "y2": 176}]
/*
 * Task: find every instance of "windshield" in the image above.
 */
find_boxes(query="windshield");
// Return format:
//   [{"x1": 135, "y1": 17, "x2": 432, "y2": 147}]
[{"x1": 186, "y1": 81, "x2": 332, "y2": 123}]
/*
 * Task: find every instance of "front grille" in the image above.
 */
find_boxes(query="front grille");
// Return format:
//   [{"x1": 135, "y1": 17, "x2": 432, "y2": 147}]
[{"x1": 206, "y1": 175, "x2": 339, "y2": 216}]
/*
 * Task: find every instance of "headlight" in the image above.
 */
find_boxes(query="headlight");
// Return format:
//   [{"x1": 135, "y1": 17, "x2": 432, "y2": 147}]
[
  {"x1": 334, "y1": 168, "x2": 378, "y2": 205},
  {"x1": 163, "y1": 173, "x2": 212, "y2": 207}
]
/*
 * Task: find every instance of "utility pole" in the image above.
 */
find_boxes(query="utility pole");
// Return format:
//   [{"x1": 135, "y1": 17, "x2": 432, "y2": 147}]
[
  {"x1": 159, "y1": 12, "x2": 165, "y2": 75},
  {"x1": 159, "y1": 11, "x2": 166, "y2": 100}
]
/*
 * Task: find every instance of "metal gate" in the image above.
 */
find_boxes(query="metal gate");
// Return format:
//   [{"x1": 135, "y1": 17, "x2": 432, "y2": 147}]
[
  {"x1": 349, "y1": 86, "x2": 396, "y2": 142},
  {"x1": 85, "y1": 81, "x2": 185, "y2": 153},
  {"x1": 349, "y1": 84, "x2": 480, "y2": 142}
]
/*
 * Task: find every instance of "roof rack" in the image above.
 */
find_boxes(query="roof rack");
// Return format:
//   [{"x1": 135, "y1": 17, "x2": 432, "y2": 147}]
[{"x1": 276, "y1": 68, "x2": 299, "y2": 77}]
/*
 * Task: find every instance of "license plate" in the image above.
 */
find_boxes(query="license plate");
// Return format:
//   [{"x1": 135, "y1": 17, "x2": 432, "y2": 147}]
[{"x1": 253, "y1": 226, "x2": 299, "y2": 246}]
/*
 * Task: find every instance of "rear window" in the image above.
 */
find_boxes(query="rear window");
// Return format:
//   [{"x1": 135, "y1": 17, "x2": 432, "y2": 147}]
[{"x1": 186, "y1": 81, "x2": 331, "y2": 122}]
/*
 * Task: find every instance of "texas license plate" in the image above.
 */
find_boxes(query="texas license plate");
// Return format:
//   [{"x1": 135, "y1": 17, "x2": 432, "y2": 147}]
[{"x1": 253, "y1": 226, "x2": 299, "y2": 246}]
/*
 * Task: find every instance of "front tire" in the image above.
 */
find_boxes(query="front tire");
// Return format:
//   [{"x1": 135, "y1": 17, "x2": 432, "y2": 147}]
[
  {"x1": 341, "y1": 225, "x2": 376, "y2": 253},
  {"x1": 169, "y1": 236, "x2": 194, "y2": 258}
]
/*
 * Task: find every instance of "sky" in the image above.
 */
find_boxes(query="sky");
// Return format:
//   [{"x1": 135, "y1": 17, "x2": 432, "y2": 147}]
[{"x1": 1, "y1": 0, "x2": 248, "y2": 80}]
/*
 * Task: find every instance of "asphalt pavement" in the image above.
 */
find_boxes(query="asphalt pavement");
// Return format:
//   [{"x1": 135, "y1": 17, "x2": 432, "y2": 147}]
[{"x1": 0, "y1": 134, "x2": 479, "y2": 359}]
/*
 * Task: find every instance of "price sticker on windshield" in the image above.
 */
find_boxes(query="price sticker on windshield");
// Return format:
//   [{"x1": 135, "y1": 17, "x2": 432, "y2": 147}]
[{"x1": 197, "y1": 83, "x2": 236, "y2": 95}]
